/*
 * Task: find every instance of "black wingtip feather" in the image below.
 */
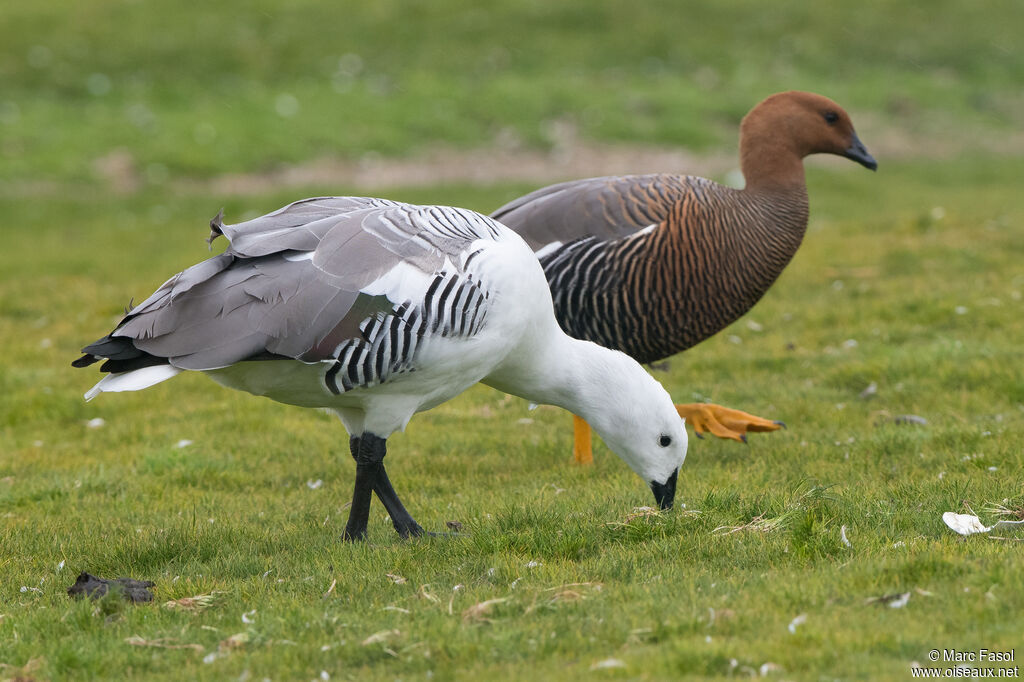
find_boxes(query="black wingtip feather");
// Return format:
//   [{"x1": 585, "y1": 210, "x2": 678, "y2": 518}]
[
  {"x1": 71, "y1": 354, "x2": 100, "y2": 368},
  {"x1": 81, "y1": 335, "x2": 145, "y2": 361},
  {"x1": 74, "y1": 334, "x2": 169, "y2": 373},
  {"x1": 99, "y1": 355, "x2": 169, "y2": 373}
]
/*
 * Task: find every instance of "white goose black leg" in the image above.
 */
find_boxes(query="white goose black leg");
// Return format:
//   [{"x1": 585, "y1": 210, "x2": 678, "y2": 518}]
[
  {"x1": 344, "y1": 434, "x2": 425, "y2": 540},
  {"x1": 342, "y1": 433, "x2": 387, "y2": 541}
]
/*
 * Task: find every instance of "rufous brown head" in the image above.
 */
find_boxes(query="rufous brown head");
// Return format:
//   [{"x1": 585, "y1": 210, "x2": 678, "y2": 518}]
[{"x1": 741, "y1": 91, "x2": 877, "y2": 172}]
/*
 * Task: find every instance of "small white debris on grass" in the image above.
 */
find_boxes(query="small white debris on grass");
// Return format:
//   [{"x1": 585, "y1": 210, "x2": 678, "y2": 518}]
[
  {"x1": 942, "y1": 511, "x2": 1024, "y2": 536},
  {"x1": 320, "y1": 672, "x2": 330, "y2": 681},
  {"x1": 361, "y1": 629, "x2": 400, "y2": 646},
  {"x1": 385, "y1": 573, "x2": 407, "y2": 585},
  {"x1": 889, "y1": 592, "x2": 911, "y2": 608},
  {"x1": 517, "y1": 418, "x2": 534, "y2": 425},
  {"x1": 241, "y1": 609, "x2": 256, "y2": 624},
  {"x1": 57, "y1": 560, "x2": 65, "y2": 571},
  {"x1": 954, "y1": 305, "x2": 968, "y2": 315},
  {"x1": 865, "y1": 592, "x2": 911, "y2": 608},
  {"x1": 39, "y1": 338, "x2": 52, "y2": 349},
  {"x1": 859, "y1": 382, "x2": 877, "y2": 399},
  {"x1": 727, "y1": 335, "x2": 742, "y2": 345},
  {"x1": 275, "y1": 93, "x2": 300, "y2": 118},
  {"x1": 307, "y1": 479, "x2": 323, "y2": 490},
  {"x1": 525, "y1": 561, "x2": 542, "y2": 568},
  {"x1": 746, "y1": 320, "x2": 763, "y2": 332},
  {"x1": 892, "y1": 541, "x2": 906, "y2": 548},
  {"x1": 175, "y1": 439, "x2": 193, "y2": 448},
  {"x1": 203, "y1": 652, "x2": 219, "y2": 664},
  {"x1": 590, "y1": 658, "x2": 626, "y2": 670},
  {"x1": 759, "y1": 662, "x2": 784, "y2": 676},
  {"x1": 787, "y1": 614, "x2": 807, "y2": 634},
  {"x1": 86, "y1": 418, "x2": 105, "y2": 429},
  {"x1": 842, "y1": 339, "x2": 858, "y2": 349},
  {"x1": 840, "y1": 525, "x2": 852, "y2": 548}
]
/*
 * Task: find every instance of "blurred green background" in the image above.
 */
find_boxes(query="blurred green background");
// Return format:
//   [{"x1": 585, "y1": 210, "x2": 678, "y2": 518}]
[{"x1": 2, "y1": 0, "x2": 1022, "y2": 187}]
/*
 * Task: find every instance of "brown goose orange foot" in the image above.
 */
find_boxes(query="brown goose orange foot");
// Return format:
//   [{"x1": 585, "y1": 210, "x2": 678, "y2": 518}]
[
  {"x1": 572, "y1": 414, "x2": 594, "y2": 465},
  {"x1": 674, "y1": 403, "x2": 785, "y2": 443}
]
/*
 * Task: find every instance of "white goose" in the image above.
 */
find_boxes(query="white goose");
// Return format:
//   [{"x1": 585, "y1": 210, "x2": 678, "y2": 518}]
[{"x1": 74, "y1": 198, "x2": 687, "y2": 540}]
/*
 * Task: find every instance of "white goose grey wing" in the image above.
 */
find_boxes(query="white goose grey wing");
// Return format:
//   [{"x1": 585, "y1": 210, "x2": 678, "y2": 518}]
[{"x1": 90, "y1": 201, "x2": 501, "y2": 393}]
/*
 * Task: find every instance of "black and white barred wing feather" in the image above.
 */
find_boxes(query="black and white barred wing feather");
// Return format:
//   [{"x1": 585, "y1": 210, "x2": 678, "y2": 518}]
[{"x1": 75, "y1": 198, "x2": 501, "y2": 398}]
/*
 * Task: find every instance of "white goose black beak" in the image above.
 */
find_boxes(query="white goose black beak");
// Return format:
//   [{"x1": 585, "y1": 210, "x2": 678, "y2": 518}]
[{"x1": 650, "y1": 468, "x2": 678, "y2": 510}]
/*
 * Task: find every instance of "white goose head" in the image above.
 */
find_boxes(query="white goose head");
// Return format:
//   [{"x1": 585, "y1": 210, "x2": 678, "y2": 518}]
[{"x1": 570, "y1": 348, "x2": 688, "y2": 509}]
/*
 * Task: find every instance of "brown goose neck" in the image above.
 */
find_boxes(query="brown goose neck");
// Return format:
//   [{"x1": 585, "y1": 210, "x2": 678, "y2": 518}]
[{"x1": 739, "y1": 142, "x2": 807, "y2": 193}]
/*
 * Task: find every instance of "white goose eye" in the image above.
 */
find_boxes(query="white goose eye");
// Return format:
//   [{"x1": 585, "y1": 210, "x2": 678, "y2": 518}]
[{"x1": 658, "y1": 434, "x2": 672, "y2": 447}]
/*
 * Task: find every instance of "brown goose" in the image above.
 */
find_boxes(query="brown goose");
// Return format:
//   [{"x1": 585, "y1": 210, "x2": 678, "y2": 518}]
[{"x1": 491, "y1": 91, "x2": 877, "y2": 463}]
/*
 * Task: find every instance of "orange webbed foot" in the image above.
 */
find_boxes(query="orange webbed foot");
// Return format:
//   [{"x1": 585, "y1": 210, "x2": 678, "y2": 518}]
[
  {"x1": 674, "y1": 403, "x2": 785, "y2": 443},
  {"x1": 572, "y1": 414, "x2": 594, "y2": 465}
]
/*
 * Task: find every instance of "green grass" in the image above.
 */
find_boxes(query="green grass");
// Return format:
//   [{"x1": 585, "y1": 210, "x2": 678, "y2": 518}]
[
  {"x1": 3, "y1": 1, "x2": 1024, "y2": 679},
  {"x1": 2, "y1": 158, "x2": 1023, "y2": 680}
]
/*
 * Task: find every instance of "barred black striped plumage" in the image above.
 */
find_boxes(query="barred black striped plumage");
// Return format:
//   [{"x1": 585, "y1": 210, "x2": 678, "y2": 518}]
[
  {"x1": 533, "y1": 176, "x2": 808, "y2": 364},
  {"x1": 325, "y1": 270, "x2": 490, "y2": 395}
]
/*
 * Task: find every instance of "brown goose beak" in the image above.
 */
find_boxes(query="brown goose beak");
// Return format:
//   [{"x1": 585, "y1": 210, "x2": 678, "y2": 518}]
[{"x1": 844, "y1": 132, "x2": 878, "y2": 171}]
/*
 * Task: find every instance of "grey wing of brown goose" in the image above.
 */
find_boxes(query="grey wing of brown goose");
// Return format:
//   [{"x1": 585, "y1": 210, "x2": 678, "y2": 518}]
[
  {"x1": 77, "y1": 200, "x2": 499, "y2": 392},
  {"x1": 490, "y1": 174, "x2": 689, "y2": 250}
]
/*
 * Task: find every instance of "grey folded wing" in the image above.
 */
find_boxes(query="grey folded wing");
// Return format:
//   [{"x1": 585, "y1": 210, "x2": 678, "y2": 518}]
[
  {"x1": 490, "y1": 174, "x2": 692, "y2": 250},
  {"x1": 91, "y1": 199, "x2": 499, "y2": 388}
]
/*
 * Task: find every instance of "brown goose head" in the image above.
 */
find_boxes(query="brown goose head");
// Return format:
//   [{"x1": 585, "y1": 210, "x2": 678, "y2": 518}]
[{"x1": 739, "y1": 91, "x2": 877, "y2": 191}]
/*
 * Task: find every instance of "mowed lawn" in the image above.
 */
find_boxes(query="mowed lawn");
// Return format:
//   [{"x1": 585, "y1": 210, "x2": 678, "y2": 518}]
[{"x1": 1, "y1": 156, "x2": 1022, "y2": 681}]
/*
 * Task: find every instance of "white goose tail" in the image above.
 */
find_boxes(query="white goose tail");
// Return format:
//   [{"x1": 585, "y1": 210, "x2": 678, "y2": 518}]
[{"x1": 84, "y1": 365, "x2": 183, "y2": 401}]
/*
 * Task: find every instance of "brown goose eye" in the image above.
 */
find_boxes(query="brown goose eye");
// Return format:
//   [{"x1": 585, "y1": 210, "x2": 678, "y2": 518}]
[
  {"x1": 659, "y1": 435, "x2": 672, "y2": 447},
  {"x1": 823, "y1": 111, "x2": 839, "y2": 125}
]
